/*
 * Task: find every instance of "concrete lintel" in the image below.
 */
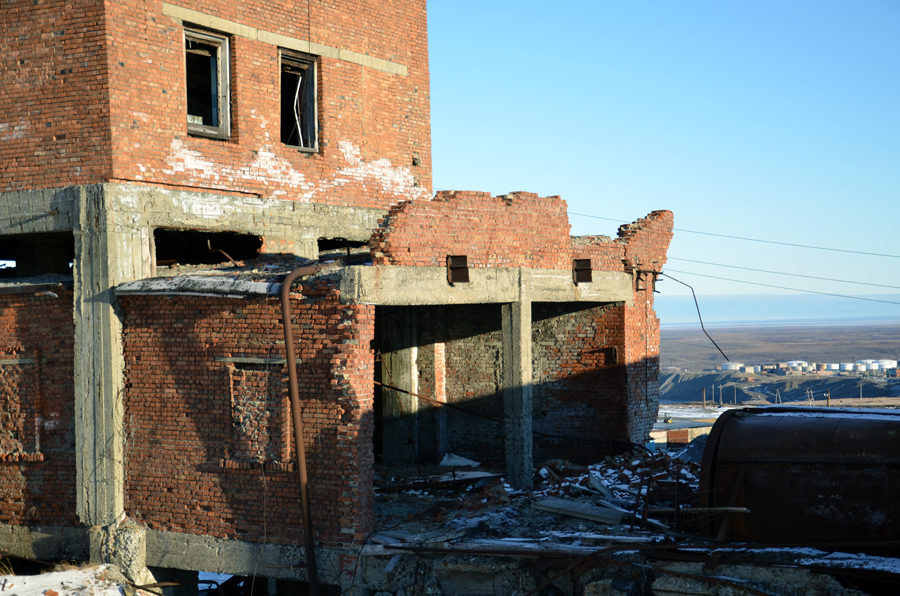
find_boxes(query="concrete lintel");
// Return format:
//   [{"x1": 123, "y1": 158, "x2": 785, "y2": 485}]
[
  {"x1": 103, "y1": 183, "x2": 383, "y2": 260},
  {"x1": 340, "y1": 266, "x2": 634, "y2": 306},
  {"x1": 115, "y1": 276, "x2": 281, "y2": 298},
  {"x1": 145, "y1": 530, "x2": 346, "y2": 584},
  {"x1": 0, "y1": 186, "x2": 78, "y2": 235},
  {"x1": 161, "y1": 3, "x2": 407, "y2": 76},
  {"x1": 0, "y1": 523, "x2": 90, "y2": 561}
]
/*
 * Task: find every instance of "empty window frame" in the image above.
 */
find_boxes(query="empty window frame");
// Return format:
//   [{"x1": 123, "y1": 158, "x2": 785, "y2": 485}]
[
  {"x1": 280, "y1": 50, "x2": 317, "y2": 150},
  {"x1": 185, "y1": 29, "x2": 230, "y2": 139}
]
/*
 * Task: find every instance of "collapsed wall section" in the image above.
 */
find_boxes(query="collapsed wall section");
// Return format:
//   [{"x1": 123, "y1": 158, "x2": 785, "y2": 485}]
[
  {"x1": 0, "y1": 288, "x2": 77, "y2": 527},
  {"x1": 121, "y1": 280, "x2": 374, "y2": 548}
]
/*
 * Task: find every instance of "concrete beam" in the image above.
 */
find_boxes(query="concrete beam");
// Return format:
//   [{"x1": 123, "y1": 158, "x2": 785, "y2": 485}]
[
  {"x1": 102, "y1": 183, "x2": 382, "y2": 260},
  {"x1": 145, "y1": 530, "x2": 347, "y2": 584},
  {"x1": 501, "y1": 270, "x2": 533, "y2": 489},
  {"x1": 0, "y1": 523, "x2": 90, "y2": 561},
  {"x1": 340, "y1": 266, "x2": 633, "y2": 306}
]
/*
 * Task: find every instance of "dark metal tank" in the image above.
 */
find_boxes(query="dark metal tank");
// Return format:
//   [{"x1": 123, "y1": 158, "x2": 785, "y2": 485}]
[{"x1": 699, "y1": 406, "x2": 900, "y2": 554}]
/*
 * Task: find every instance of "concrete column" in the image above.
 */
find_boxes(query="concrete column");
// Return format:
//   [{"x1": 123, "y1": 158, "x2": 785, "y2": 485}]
[
  {"x1": 502, "y1": 269, "x2": 532, "y2": 489},
  {"x1": 381, "y1": 308, "x2": 418, "y2": 463},
  {"x1": 73, "y1": 184, "x2": 148, "y2": 526}
]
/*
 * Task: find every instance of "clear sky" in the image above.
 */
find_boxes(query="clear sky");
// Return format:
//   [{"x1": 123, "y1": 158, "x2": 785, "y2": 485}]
[{"x1": 427, "y1": 1, "x2": 900, "y2": 307}]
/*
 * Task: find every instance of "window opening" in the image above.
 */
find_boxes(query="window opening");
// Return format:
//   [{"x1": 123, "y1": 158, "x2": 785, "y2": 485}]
[
  {"x1": 280, "y1": 51, "x2": 317, "y2": 150},
  {"x1": 185, "y1": 29, "x2": 230, "y2": 140},
  {"x1": 0, "y1": 232, "x2": 74, "y2": 278},
  {"x1": 153, "y1": 229, "x2": 262, "y2": 267}
]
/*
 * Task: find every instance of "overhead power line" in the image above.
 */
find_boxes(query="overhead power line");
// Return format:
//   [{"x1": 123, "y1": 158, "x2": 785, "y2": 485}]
[
  {"x1": 668, "y1": 257, "x2": 900, "y2": 291},
  {"x1": 663, "y1": 268, "x2": 900, "y2": 306},
  {"x1": 568, "y1": 212, "x2": 900, "y2": 259}
]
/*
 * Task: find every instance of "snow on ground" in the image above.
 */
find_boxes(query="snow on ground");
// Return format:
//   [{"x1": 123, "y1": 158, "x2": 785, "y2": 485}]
[{"x1": 0, "y1": 565, "x2": 135, "y2": 596}]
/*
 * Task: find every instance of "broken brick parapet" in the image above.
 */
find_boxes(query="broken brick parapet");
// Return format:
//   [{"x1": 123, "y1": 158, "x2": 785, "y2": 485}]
[
  {"x1": 0, "y1": 290, "x2": 77, "y2": 527},
  {"x1": 370, "y1": 191, "x2": 572, "y2": 269},
  {"x1": 121, "y1": 279, "x2": 374, "y2": 548},
  {"x1": 369, "y1": 192, "x2": 673, "y2": 277}
]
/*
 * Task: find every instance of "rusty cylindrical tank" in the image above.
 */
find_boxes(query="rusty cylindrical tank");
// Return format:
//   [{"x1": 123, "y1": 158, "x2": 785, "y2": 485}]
[{"x1": 699, "y1": 406, "x2": 900, "y2": 554}]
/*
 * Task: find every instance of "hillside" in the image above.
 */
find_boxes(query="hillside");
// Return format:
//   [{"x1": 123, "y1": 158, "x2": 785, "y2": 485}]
[{"x1": 660, "y1": 370, "x2": 900, "y2": 404}]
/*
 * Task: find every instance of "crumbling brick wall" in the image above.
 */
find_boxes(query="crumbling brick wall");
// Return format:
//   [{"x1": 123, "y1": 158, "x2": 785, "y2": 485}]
[
  {"x1": 371, "y1": 193, "x2": 674, "y2": 448},
  {"x1": 0, "y1": 289, "x2": 77, "y2": 527},
  {"x1": 370, "y1": 192, "x2": 572, "y2": 268},
  {"x1": 121, "y1": 279, "x2": 374, "y2": 547}
]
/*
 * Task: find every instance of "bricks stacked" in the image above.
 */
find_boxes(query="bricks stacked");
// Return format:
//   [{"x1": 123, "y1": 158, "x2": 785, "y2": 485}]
[
  {"x1": 0, "y1": 290, "x2": 77, "y2": 527},
  {"x1": 120, "y1": 279, "x2": 375, "y2": 547}
]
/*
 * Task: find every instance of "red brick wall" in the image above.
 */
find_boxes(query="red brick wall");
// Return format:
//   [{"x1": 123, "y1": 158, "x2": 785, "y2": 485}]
[
  {"x1": 371, "y1": 192, "x2": 572, "y2": 268},
  {"x1": 0, "y1": 0, "x2": 112, "y2": 192},
  {"x1": 3, "y1": 0, "x2": 432, "y2": 209},
  {"x1": 121, "y1": 281, "x2": 374, "y2": 547},
  {"x1": 370, "y1": 191, "x2": 673, "y2": 276},
  {"x1": 623, "y1": 284, "x2": 662, "y2": 443},
  {"x1": 371, "y1": 195, "x2": 674, "y2": 452},
  {"x1": 104, "y1": 0, "x2": 431, "y2": 208},
  {"x1": 531, "y1": 303, "x2": 630, "y2": 463},
  {"x1": 0, "y1": 290, "x2": 77, "y2": 527}
]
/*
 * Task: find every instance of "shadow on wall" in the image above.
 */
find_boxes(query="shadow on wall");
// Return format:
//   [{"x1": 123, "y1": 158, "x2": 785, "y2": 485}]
[{"x1": 375, "y1": 303, "x2": 660, "y2": 467}]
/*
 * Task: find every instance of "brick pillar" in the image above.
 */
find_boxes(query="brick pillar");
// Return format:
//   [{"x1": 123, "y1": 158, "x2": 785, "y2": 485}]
[{"x1": 502, "y1": 269, "x2": 532, "y2": 489}]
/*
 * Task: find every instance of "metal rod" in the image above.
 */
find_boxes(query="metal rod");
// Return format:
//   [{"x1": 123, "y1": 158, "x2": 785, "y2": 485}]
[{"x1": 280, "y1": 264, "x2": 323, "y2": 596}]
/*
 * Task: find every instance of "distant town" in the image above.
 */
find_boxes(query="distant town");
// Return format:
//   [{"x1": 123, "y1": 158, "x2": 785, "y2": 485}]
[{"x1": 718, "y1": 359, "x2": 899, "y2": 378}]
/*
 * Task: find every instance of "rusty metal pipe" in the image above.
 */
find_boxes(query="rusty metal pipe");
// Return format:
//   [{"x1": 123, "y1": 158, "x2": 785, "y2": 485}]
[{"x1": 280, "y1": 264, "x2": 323, "y2": 596}]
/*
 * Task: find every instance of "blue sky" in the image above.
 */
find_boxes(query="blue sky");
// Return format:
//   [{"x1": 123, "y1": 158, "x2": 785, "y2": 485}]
[{"x1": 427, "y1": 1, "x2": 900, "y2": 309}]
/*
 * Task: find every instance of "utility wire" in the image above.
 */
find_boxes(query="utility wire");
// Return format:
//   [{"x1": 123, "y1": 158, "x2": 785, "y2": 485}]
[
  {"x1": 663, "y1": 269, "x2": 900, "y2": 306},
  {"x1": 568, "y1": 212, "x2": 900, "y2": 259},
  {"x1": 659, "y1": 273, "x2": 729, "y2": 361},
  {"x1": 668, "y1": 257, "x2": 900, "y2": 291}
]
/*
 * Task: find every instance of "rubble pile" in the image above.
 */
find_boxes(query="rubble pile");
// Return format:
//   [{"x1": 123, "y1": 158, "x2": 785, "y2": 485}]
[{"x1": 366, "y1": 442, "x2": 896, "y2": 595}]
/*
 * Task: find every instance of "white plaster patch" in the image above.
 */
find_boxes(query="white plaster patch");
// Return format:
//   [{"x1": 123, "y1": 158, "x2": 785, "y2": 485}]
[
  {"x1": 158, "y1": 134, "x2": 430, "y2": 203},
  {"x1": 0, "y1": 117, "x2": 32, "y2": 141},
  {"x1": 321, "y1": 141, "x2": 430, "y2": 201},
  {"x1": 132, "y1": 111, "x2": 152, "y2": 123}
]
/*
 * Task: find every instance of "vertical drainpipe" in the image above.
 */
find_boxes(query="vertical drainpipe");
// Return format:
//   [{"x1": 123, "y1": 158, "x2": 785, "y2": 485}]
[{"x1": 280, "y1": 265, "x2": 323, "y2": 596}]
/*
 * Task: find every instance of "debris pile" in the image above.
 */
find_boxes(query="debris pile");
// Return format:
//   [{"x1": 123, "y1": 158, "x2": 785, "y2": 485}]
[{"x1": 367, "y1": 443, "x2": 897, "y2": 595}]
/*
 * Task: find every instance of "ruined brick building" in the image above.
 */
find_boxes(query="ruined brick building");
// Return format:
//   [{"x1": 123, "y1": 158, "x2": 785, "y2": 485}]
[{"x1": 0, "y1": 0, "x2": 672, "y2": 591}]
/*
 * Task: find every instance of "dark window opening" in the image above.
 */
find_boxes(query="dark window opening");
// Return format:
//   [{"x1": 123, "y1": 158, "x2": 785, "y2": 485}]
[
  {"x1": 185, "y1": 29, "x2": 230, "y2": 140},
  {"x1": 154, "y1": 229, "x2": 262, "y2": 267},
  {"x1": 316, "y1": 237, "x2": 367, "y2": 258},
  {"x1": 0, "y1": 232, "x2": 74, "y2": 279},
  {"x1": 280, "y1": 51, "x2": 317, "y2": 150}
]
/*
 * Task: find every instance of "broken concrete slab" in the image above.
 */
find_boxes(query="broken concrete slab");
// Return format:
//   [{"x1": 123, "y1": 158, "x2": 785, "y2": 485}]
[{"x1": 532, "y1": 498, "x2": 628, "y2": 525}]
